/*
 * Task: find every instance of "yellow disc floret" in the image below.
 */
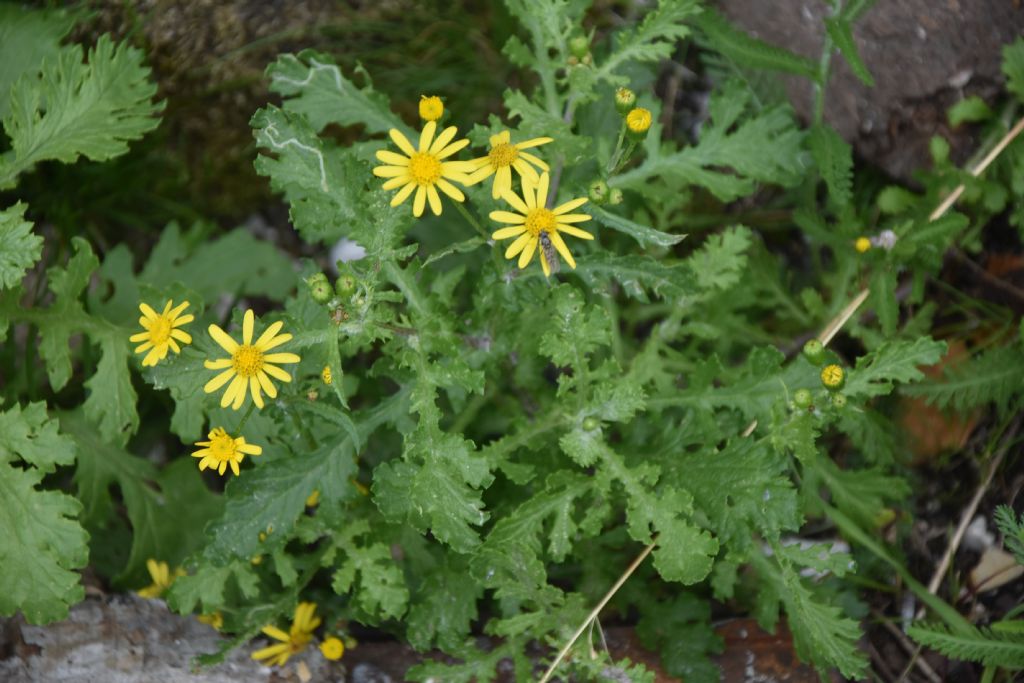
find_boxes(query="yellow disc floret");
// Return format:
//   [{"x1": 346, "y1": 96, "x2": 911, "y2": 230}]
[{"x1": 320, "y1": 636, "x2": 344, "y2": 661}]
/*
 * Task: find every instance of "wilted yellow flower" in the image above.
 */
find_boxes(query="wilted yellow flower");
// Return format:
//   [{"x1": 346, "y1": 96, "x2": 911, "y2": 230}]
[
  {"x1": 464, "y1": 130, "x2": 553, "y2": 199},
  {"x1": 320, "y1": 636, "x2": 344, "y2": 661},
  {"x1": 204, "y1": 309, "x2": 301, "y2": 410},
  {"x1": 136, "y1": 558, "x2": 185, "y2": 599},
  {"x1": 321, "y1": 365, "x2": 332, "y2": 385},
  {"x1": 198, "y1": 612, "x2": 224, "y2": 630},
  {"x1": 490, "y1": 171, "x2": 593, "y2": 277},
  {"x1": 821, "y1": 364, "x2": 846, "y2": 390},
  {"x1": 192, "y1": 427, "x2": 262, "y2": 476},
  {"x1": 252, "y1": 602, "x2": 322, "y2": 667},
  {"x1": 418, "y1": 95, "x2": 443, "y2": 122},
  {"x1": 305, "y1": 489, "x2": 320, "y2": 507},
  {"x1": 372, "y1": 121, "x2": 473, "y2": 217},
  {"x1": 130, "y1": 300, "x2": 193, "y2": 367}
]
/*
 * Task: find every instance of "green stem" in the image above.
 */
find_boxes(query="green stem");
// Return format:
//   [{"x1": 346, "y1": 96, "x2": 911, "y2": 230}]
[
  {"x1": 234, "y1": 402, "x2": 257, "y2": 434},
  {"x1": 454, "y1": 201, "x2": 490, "y2": 240},
  {"x1": 606, "y1": 122, "x2": 628, "y2": 175}
]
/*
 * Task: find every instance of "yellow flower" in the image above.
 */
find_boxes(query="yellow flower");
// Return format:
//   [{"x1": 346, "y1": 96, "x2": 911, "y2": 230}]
[
  {"x1": 198, "y1": 612, "x2": 224, "y2": 630},
  {"x1": 626, "y1": 107, "x2": 652, "y2": 135},
  {"x1": 129, "y1": 300, "x2": 194, "y2": 367},
  {"x1": 203, "y1": 309, "x2": 301, "y2": 410},
  {"x1": 821, "y1": 364, "x2": 846, "y2": 390},
  {"x1": 320, "y1": 636, "x2": 344, "y2": 661},
  {"x1": 464, "y1": 130, "x2": 553, "y2": 199},
  {"x1": 490, "y1": 171, "x2": 593, "y2": 277},
  {"x1": 136, "y1": 558, "x2": 185, "y2": 599},
  {"x1": 418, "y1": 95, "x2": 443, "y2": 122},
  {"x1": 321, "y1": 365, "x2": 332, "y2": 385},
  {"x1": 252, "y1": 602, "x2": 322, "y2": 667},
  {"x1": 305, "y1": 489, "x2": 320, "y2": 507},
  {"x1": 855, "y1": 236, "x2": 871, "y2": 253},
  {"x1": 192, "y1": 427, "x2": 262, "y2": 476},
  {"x1": 372, "y1": 121, "x2": 473, "y2": 217}
]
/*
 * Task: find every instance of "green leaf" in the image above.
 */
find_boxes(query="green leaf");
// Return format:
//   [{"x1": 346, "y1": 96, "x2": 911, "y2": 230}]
[
  {"x1": 82, "y1": 332, "x2": 137, "y2": 447},
  {"x1": 902, "y1": 345, "x2": 1024, "y2": 414},
  {"x1": 1002, "y1": 38, "x2": 1024, "y2": 103},
  {"x1": 167, "y1": 560, "x2": 258, "y2": 615},
  {"x1": 0, "y1": 4, "x2": 75, "y2": 121},
  {"x1": 613, "y1": 81, "x2": 803, "y2": 201},
  {"x1": 908, "y1": 623, "x2": 1024, "y2": 668},
  {"x1": 824, "y1": 17, "x2": 874, "y2": 87},
  {"x1": 871, "y1": 268, "x2": 898, "y2": 337},
  {"x1": 0, "y1": 202, "x2": 42, "y2": 290},
  {"x1": 0, "y1": 402, "x2": 74, "y2": 472},
  {"x1": 204, "y1": 429, "x2": 360, "y2": 563},
  {"x1": 268, "y1": 50, "x2": 406, "y2": 135},
  {"x1": 994, "y1": 505, "x2": 1024, "y2": 565},
  {"x1": 574, "y1": 253, "x2": 696, "y2": 302},
  {"x1": 374, "y1": 429, "x2": 492, "y2": 553},
  {"x1": 539, "y1": 285, "x2": 611, "y2": 372},
  {"x1": 694, "y1": 9, "x2": 818, "y2": 81},
  {"x1": 252, "y1": 105, "x2": 368, "y2": 245},
  {"x1": 844, "y1": 337, "x2": 947, "y2": 399},
  {"x1": 688, "y1": 226, "x2": 752, "y2": 291},
  {"x1": 948, "y1": 95, "x2": 993, "y2": 126},
  {"x1": 37, "y1": 237, "x2": 98, "y2": 391},
  {"x1": 0, "y1": 35, "x2": 162, "y2": 188},
  {"x1": 598, "y1": 0, "x2": 700, "y2": 84},
  {"x1": 407, "y1": 556, "x2": 481, "y2": 652},
  {"x1": 807, "y1": 124, "x2": 853, "y2": 206},
  {"x1": 331, "y1": 520, "x2": 409, "y2": 622},
  {"x1": 635, "y1": 594, "x2": 722, "y2": 683},
  {"x1": 0, "y1": 401, "x2": 84, "y2": 624},
  {"x1": 590, "y1": 206, "x2": 686, "y2": 248},
  {"x1": 806, "y1": 458, "x2": 909, "y2": 529}
]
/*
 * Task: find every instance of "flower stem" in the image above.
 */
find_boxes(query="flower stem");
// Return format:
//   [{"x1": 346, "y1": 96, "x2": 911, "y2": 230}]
[
  {"x1": 234, "y1": 402, "x2": 257, "y2": 434},
  {"x1": 606, "y1": 122, "x2": 628, "y2": 175},
  {"x1": 454, "y1": 202, "x2": 489, "y2": 240}
]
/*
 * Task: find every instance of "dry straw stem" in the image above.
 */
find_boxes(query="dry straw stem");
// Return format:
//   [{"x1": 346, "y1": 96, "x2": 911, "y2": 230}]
[{"x1": 539, "y1": 116, "x2": 1024, "y2": 683}]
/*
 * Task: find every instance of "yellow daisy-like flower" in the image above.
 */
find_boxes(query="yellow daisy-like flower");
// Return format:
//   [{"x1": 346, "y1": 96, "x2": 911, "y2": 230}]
[
  {"x1": 821, "y1": 364, "x2": 846, "y2": 390},
  {"x1": 464, "y1": 130, "x2": 553, "y2": 199},
  {"x1": 490, "y1": 171, "x2": 593, "y2": 277},
  {"x1": 372, "y1": 121, "x2": 473, "y2": 217},
  {"x1": 129, "y1": 300, "x2": 194, "y2": 367},
  {"x1": 203, "y1": 309, "x2": 301, "y2": 410},
  {"x1": 136, "y1": 558, "x2": 185, "y2": 599},
  {"x1": 252, "y1": 602, "x2": 321, "y2": 667},
  {"x1": 320, "y1": 636, "x2": 344, "y2": 661},
  {"x1": 419, "y1": 95, "x2": 443, "y2": 121},
  {"x1": 191, "y1": 427, "x2": 262, "y2": 476},
  {"x1": 855, "y1": 236, "x2": 871, "y2": 253},
  {"x1": 321, "y1": 365, "x2": 332, "y2": 385}
]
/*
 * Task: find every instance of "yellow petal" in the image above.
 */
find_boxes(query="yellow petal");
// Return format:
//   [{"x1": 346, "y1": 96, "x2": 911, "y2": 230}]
[
  {"x1": 500, "y1": 188, "x2": 530, "y2": 215},
  {"x1": 263, "y1": 364, "x2": 293, "y2": 382},
  {"x1": 388, "y1": 128, "x2": 416, "y2": 156},
  {"x1": 429, "y1": 126, "x2": 458, "y2": 154},
  {"x1": 390, "y1": 182, "x2": 416, "y2": 206},
  {"x1": 375, "y1": 150, "x2": 410, "y2": 166},
  {"x1": 435, "y1": 178, "x2": 465, "y2": 202},
  {"x1": 419, "y1": 121, "x2": 436, "y2": 152},
  {"x1": 242, "y1": 309, "x2": 255, "y2": 345},
  {"x1": 518, "y1": 151, "x2": 550, "y2": 171},
  {"x1": 139, "y1": 303, "x2": 158, "y2": 320},
  {"x1": 535, "y1": 173, "x2": 550, "y2": 209},
  {"x1": 263, "y1": 352, "x2": 300, "y2": 364},
  {"x1": 557, "y1": 224, "x2": 595, "y2": 240},
  {"x1": 413, "y1": 185, "x2": 427, "y2": 217},
  {"x1": 518, "y1": 237, "x2": 538, "y2": 269},
  {"x1": 549, "y1": 230, "x2": 576, "y2": 269},
  {"x1": 553, "y1": 197, "x2": 588, "y2": 215},
  {"x1": 373, "y1": 165, "x2": 408, "y2": 178},
  {"x1": 436, "y1": 138, "x2": 469, "y2": 160},
  {"x1": 204, "y1": 368, "x2": 235, "y2": 394},
  {"x1": 489, "y1": 210, "x2": 526, "y2": 224},
  {"x1": 492, "y1": 225, "x2": 527, "y2": 240},
  {"x1": 554, "y1": 213, "x2": 591, "y2": 224},
  {"x1": 515, "y1": 136, "x2": 553, "y2": 150},
  {"x1": 208, "y1": 325, "x2": 239, "y2": 354}
]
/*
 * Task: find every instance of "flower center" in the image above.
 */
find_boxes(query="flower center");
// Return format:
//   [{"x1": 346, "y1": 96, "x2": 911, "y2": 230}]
[
  {"x1": 488, "y1": 143, "x2": 519, "y2": 168},
  {"x1": 207, "y1": 428, "x2": 238, "y2": 462},
  {"x1": 525, "y1": 208, "x2": 556, "y2": 236},
  {"x1": 232, "y1": 345, "x2": 264, "y2": 377},
  {"x1": 149, "y1": 316, "x2": 172, "y2": 344},
  {"x1": 409, "y1": 152, "x2": 442, "y2": 185}
]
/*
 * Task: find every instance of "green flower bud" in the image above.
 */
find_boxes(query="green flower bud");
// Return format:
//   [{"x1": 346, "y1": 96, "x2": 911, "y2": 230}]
[
  {"x1": 609, "y1": 188, "x2": 624, "y2": 205},
  {"x1": 802, "y1": 339, "x2": 826, "y2": 366},
  {"x1": 335, "y1": 274, "x2": 357, "y2": 297},
  {"x1": 614, "y1": 87, "x2": 637, "y2": 115},
  {"x1": 821, "y1": 364, "x2": 846, "y2": 391},
  {"x1": 582, "y1": 416, "x2": 600, "y2": 431},
  {"x1": 793, "y1": 389, "x2": 813, "y2": 409},
  {"x1": 309, "y1": 279, "x2": 332, "y2": 304},
  {"x1": 588, "y1": 179, "x2": 609, "y2": 205},
  {"x1": 831, "y1": 393, "x2": 848, "y2": 408},
  {"x1": 569, "y1": 35, "x2": 590, "y2": 60},
  {"x1": 625, "y1": 107, "x2": 652, "y2": 141}
]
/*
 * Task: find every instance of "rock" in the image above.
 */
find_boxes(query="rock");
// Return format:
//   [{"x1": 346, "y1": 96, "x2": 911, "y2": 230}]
[{"x1": 716, "y1": 0, "x2": 1024, "y2": 181}]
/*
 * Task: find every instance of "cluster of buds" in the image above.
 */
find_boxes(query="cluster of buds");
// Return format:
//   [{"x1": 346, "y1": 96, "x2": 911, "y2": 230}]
[
  {"x1": 567, "y1": 35, "x2": 593, "y2": 66},
  {"x1": 615, "y1": 87, "x2": 651, "y2": 141},
  {"x1": 793, "y1": 339, "x2": 849, "y2": 409}
]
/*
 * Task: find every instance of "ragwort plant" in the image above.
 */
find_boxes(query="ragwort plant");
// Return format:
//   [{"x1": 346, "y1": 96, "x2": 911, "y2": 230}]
[{"x1": 4, "y1": 1, "x2": 1024, "y2": 680}]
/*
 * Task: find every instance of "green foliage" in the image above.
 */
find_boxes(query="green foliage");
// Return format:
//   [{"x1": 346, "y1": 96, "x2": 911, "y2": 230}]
[
  {"x1": 824, "y1": 14, "x2": 874, "y2": 87},
  {"x1": 908, "y1": 623, "x2": 1024, "y2": 669},
  {"x1": 1003, "y1": 38, "x2": 1024, "y2": 103},
  {"x1": 994, "y1": 505, "x2": 1024, "y2": 565},
  {"x1": 0, "y1": 402, "x2": 86, "y2": 624},
  {"x1": 0, "y1": 4, "x2": 75, "y2": 121},
  {"x1": 3, "y1": 3, "x2": 1012, "y2": 681},
  {"x1": 0, "y1": 35, "x2": 163, "y2": 188}
]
